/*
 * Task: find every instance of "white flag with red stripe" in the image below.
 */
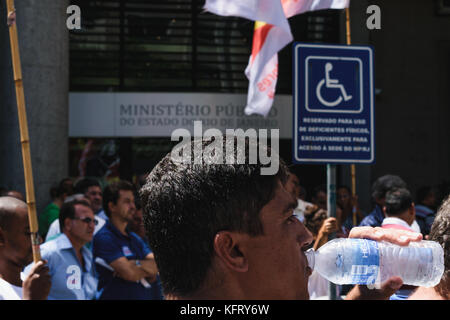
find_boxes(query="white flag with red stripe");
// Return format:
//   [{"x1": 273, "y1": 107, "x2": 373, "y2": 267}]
[
  {"x1": 204, "y1": 0, "x2": 290, "y2": 28},
  {"x1": 204, "y1": 0, "x2": 349, "y2": 116},
  {"x1": 282, "y1": 0, "x2": 349, "y2": 18},
  {"x1": 244, "y1": 18, "x2": 293, "y2": 116}
]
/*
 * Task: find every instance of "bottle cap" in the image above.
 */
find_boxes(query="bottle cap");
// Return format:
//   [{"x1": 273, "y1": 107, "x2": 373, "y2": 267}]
[{"x1": 305, "y1": 248, "x2": 315, "y2": 271}]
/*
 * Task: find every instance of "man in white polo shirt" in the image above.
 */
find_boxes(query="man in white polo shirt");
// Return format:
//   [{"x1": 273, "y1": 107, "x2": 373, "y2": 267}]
[
  {"x1": 381, "y1": 188, "x2": 421, "y2": 233},
  {"x1": 381, "y1": 188, "x2": 421, "y2": 300}
]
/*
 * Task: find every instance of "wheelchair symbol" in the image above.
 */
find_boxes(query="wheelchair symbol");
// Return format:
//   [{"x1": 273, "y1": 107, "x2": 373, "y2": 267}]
[{"x1": 316, "y1": 62, "x2": 352, "y2": 107}]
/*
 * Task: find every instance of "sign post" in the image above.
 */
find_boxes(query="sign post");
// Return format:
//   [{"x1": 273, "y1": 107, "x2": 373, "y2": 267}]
[
  {"x1": 326, "y1": 163, "x2": 337, "y2": 299},
  {"x1": 293, "y1": 42, "x2": 374, "y2": 299}
]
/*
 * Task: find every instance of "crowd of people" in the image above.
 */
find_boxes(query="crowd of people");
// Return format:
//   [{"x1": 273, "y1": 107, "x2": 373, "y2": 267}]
[
  {"x1": 0, "y1": 177, "x2": 162, "y2": 300},
  {"x1": 0, "y1": 137, "x2": 448, "y2": 300}
]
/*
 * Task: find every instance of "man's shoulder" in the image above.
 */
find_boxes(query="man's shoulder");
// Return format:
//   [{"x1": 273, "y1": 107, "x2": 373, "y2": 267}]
[
  {"x1": 0, "y1": 278, "x2": 22, "y2": 300},
  {"x1": 93, "y1": 223, "x2": 117, "y2": 243},
  {"x1": 40, "y1": 237, "x2": 60, "y2": 253},
  {"x1": 128, "y1": 230, "x2": 143, "y2": 242},
  {"x1": 95, "y1": 222, "x2": 112, "y2": 235},
  {"x1": 359, "y1": 211, "x2": 382, "y2": 227},
  {"x1": 40, "y1": 236, "x2": 68, "y2": 258}
]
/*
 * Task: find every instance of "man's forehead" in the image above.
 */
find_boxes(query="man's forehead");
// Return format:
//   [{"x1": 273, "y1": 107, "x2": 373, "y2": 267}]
[
  {"x1": 74, "y1": 203, "x2": 94, "y2": 216},
  {"x1": 119, "y1": 189, "x2": 134, "y2": 199},
  {"x1": 87, "y1": 186, "x2": 101, "y2": 193},
  {"x1": 260, "y1": 181, "x2": 295, "y2": 217}
]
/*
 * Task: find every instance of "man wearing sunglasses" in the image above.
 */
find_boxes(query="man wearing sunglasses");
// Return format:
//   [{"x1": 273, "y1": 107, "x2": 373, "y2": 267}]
[{"x1": 24, "y1": 200, "x2": 98, "y2": 299}]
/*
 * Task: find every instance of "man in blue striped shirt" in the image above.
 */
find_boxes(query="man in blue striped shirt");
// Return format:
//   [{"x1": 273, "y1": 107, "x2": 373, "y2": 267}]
[{"x1": 25, "y1": 200, "x2": 98, "y2": 299}]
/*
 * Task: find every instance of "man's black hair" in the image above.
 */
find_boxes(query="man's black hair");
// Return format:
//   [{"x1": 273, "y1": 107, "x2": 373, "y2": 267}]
[
  {"x1": 140, "y1": 136, "x2": 288, "y2": 297},
  {"x1": 103, "y1": 180, "x2": 135, "y2": 218},
  {"x1": 50, "y1": 178, "x2": 74, "y2": 199},
  {"x1": 74, "y1": 178, "x2": 101, "y2": 195},
  {"x1": 59, "y1": 199, "x2": 91, "y2": 232},
  {"x1": 384, "y1": 188, "x2": 413, "y2": 216},
  {"x1": 371, "y1": 174, "x2": 407, "y2": 201},
  {"x1": 337, "y1": 185, "x2": 351, "y2": 194}
]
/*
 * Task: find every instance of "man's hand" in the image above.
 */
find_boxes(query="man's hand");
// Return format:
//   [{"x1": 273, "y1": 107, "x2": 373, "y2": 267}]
[
  {"x1": 348, "y1": 226, "x2": 422, "y2": 245},
  {"x1": 345, "y1": 276, "x2": 404, "y2": 300},
  {"x1": 314, "y1": 216, "x2": 338, "y2": 250},
  {"x1": 345, "y1": 227, "x2": 422, "y2": 300},
  {"x1": 318, "y1": 217, "x2": 338, "y2": 237},
  {"x1": 7, "y1": 10, "x2": 16, "y2": 27},
  {"x1": 22, "y1": 260, "x2": 51, "y2": 300}
]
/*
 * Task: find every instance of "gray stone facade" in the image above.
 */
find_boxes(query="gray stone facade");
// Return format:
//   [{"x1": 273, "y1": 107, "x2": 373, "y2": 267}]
[{"x1": 0, "y1": 0, "x2": 69, "y2": 214}]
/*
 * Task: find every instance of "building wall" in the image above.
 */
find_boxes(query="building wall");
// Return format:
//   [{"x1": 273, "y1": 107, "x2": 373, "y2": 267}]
[
  {"x1": 340, "y1": 0, "x2": 450, "y2": 212},
  {"x1": 0, "y1": 0, "x2": 69, "y2": 213},
  {"x1": 369, "y1": 0, "x2": 450, "y2": 201}
]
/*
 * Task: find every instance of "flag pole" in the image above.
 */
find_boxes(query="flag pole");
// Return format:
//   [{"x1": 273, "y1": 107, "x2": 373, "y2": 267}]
[
  {"x1": 6, "y1": 0, "x2": 41, "y2": 262},
  {"x1": 345, "y1": 7, "x2": 351, "y2": 46},
  {"x1": 344, "y1": 7, "x2": 358, "y2": 227}
]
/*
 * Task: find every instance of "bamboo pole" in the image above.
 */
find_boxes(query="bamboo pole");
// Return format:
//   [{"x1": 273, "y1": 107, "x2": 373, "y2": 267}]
[
  {"x1": 345, "y1": 7, "x2": 351, "y2": 46},
  {"x1": 344, "y1": 7, "x2": 358, "y2": 227},
  {"x1": 6, "y1": 0, "x2": 41, "y2": 262}
]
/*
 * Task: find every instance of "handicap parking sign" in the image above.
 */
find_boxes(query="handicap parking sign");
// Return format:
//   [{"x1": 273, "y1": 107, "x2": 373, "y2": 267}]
[
  {"x1": 293, "y1": 43, "x2": 374, "y2": 164},
  {"x1": 307, "y1": 57, "x2": 362, "y2": 113}
]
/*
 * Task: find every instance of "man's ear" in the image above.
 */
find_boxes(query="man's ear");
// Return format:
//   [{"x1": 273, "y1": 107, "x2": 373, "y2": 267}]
[
  {"x1": 213, "y1": 231, "x2": 248, "y2": 273},
  {"x1": 63, "y1": 217, "x2": 72, "y2": 232}
]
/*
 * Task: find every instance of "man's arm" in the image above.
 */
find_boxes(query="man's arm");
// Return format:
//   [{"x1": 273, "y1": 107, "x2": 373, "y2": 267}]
[
  {"x1": 137, "y1": 253, "x2": 158, "y2": 282},
  {"x1": 109, "y1": 257, "x2": 155, "y2": 282},
  {"x1": 313, "y1": 217, "x2": 337, "y2": 251}
]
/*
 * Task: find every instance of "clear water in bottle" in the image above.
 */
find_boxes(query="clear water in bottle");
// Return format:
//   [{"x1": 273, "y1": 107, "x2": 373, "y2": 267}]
[{"x1": 307, "y1": 238, "x2": 444, "y2": 287}]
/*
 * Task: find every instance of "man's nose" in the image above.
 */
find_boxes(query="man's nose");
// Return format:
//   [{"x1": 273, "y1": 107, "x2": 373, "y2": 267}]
[{"x1": 297, "y1": 222, "x2": 313, "y2": 247}]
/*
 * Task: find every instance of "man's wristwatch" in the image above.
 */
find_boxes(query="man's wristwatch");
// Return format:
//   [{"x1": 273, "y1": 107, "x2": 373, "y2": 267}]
[{"x1": 135, "y1": 259, "x2": 141, "y2": 266}]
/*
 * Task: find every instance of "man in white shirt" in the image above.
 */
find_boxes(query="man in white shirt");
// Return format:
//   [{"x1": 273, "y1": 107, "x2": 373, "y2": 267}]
[
  {"x1": 0, "y1": 197, "x2": 51, "y2": 299},
  {"x1": 381, "y1": 188, "x2": 421, "y2": 233},
  {"x1": 380, "y1": 188, "x2": 421, "y2": 300},
  {"x1": 284, "y1": 172, "x2": 317, "y2": 223}
]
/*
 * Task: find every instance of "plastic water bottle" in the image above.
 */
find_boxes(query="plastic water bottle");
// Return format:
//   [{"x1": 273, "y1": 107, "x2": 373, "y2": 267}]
[{"x1": 305, "y1": 238, "x2": 444, "y2": 287}]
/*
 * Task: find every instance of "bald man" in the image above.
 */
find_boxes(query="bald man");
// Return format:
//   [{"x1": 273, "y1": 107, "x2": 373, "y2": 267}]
[
  {"x1": 0, "y1": 197, "x2": 51, "y2": 300},
  {"x1": 3, "y1": 190, "x2": 25, "y2": 201}
]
